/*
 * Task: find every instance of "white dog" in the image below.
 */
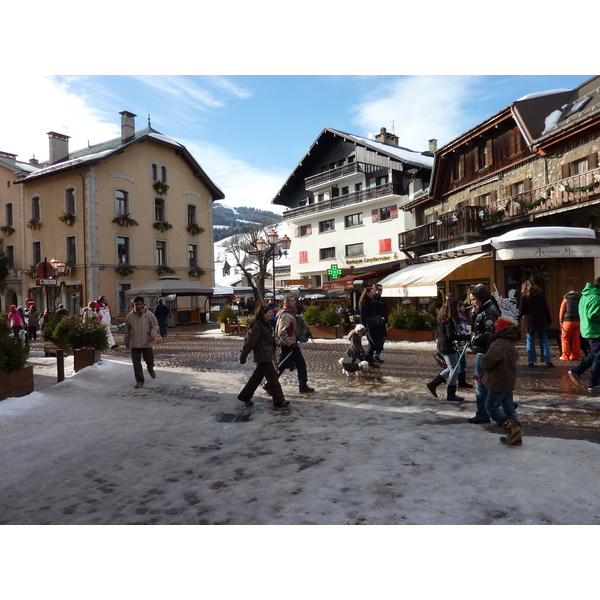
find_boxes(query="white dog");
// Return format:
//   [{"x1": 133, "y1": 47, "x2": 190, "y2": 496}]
[{"x1": 338, "y1": 357, "x2": 371, "y2": 377}]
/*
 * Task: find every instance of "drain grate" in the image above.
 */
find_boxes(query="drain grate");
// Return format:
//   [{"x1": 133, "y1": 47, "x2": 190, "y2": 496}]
[{"x1": 217, "y1": 413, "x2": 250, "y2": 423}]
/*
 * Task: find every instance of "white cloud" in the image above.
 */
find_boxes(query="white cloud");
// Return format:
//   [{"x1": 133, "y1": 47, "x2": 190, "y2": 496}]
[
  {"x1": 183, "y1": 140, "x2": 286, "y2": 214},
  {"x1": 1, "y1": 75, "x2": 119, "y2": 162},
  {"x1": 350, "y1": 75, "x2": 482, "y2": 151}
]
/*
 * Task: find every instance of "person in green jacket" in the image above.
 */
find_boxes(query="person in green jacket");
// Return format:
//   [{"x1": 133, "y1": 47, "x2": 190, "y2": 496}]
[{"x1": 568, "y1": 278, "x2": 600, "y2": 391}]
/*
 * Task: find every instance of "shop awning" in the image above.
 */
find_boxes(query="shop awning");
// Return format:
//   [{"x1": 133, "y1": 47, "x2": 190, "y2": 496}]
[
  {"x1": 322, "y1": 271, "x2": 378, "y2": 290},
  {"x1": 378, "y1": 253, "x2": 488, "y2": 297}
]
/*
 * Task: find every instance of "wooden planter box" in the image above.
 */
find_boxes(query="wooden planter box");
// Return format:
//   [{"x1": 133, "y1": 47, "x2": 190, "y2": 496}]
[
  {"x1": 220, "y1": 321, "x2": 235, "y2": 333},
  {"x1": 0, "y1": 366, "x2": 34, "y2": 401},
  {"x1": 386, "y1": 329, "x2": 436, "y2": 342},
  {"x1": 74, "y1": 348, "x2": 102, "y2": 372},
  {"x1": 308, "y1": 325, "x2": 344, "y2": 339},
  {"x1": 43, "y1": 340, "x2": 72, "y2": 357}
]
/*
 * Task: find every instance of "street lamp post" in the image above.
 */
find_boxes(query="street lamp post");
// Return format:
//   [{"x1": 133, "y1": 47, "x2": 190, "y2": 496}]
[{"x1": 255, "y1": 230, "x2": 291, "y2": 300}]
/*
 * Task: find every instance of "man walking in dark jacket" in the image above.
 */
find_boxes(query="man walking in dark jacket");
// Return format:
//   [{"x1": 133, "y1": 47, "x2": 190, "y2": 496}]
[{"x1": 154, "y1": 298, "x2": 170, "y2": 339}]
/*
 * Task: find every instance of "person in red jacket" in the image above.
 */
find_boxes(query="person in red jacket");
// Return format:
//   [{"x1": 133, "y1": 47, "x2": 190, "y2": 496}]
[{"x1": 7, "y1": 305, "x2": 25, "y2": 339}]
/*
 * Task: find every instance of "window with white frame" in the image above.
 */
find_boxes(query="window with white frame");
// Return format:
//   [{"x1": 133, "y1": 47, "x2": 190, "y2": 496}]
[
  {"x1": 155, "y1": 240, "x2": 167, "y2": 265},
  {"x1": 65, "y1": 187, "x2": 76, "y2": 214},
  {"x1": 32, "y1": 240, "x2": 42, "y2": 265},
  {"x1": 31, "y1": 195, "x2": 41, "y2": 221},
  {"x1": 188, "y1": 243, "x2": 198, "y2": 268},
  {"x1": 66, "y1": 236, "x2": 77, "y2": 264},
  {"x1": 117, "y1": 236, "x2": 131, "y2": 264},
  {"x1": 115, "y1": 190, "x2": 129, "y2": 216},
  {"x1": 5, "y1": 245, "x2": 14, "y2": 267},
  {"x1": 4, "y1": 202, "x2": 13, "y2": 227},
  {"x1": 154, "y1": 198, "x2": 166, "y2": 221},
  {"x1": 187, "y1": 204, "x2": 197, "y2": 227}
]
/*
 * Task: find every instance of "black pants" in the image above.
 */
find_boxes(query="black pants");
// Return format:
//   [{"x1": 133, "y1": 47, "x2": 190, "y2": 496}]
[
  {"x1": 239, "y1": 361, "x2": 286, "y2": 406},
  {"x1": 28, "y1": 327, "x2": 37, "y2": 341},
  {"x1": 131, "y1": 347, "x2": 154, "y2": 383}
]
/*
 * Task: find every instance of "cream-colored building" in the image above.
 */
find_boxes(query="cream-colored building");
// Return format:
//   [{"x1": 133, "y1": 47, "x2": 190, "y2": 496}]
[{"x1": 0, "y1": 111, "x2": 224, "y2": 316}]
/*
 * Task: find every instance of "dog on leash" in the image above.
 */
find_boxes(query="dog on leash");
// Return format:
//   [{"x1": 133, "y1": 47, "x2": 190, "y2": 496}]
[{"x1": 338, "y1": 357, "x2": 370, "y2": 377}]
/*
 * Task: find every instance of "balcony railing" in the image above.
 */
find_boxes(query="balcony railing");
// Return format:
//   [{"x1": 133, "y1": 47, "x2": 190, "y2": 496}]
[
  {"x1": 399, "y1": 206, "x2": 482, "y2": 249},
  {"x1": 283, "y1": 182, "x2": 404, "y2": 221},
  {"x1": 478, "y1": 166, "x2": 600, "y2": 224},
  {"x1": 398, "y1": 165, "x2": 600, "y2": 249},
  {"x1": 305, "y1": 161, "x2": 383, "y2": 189}
]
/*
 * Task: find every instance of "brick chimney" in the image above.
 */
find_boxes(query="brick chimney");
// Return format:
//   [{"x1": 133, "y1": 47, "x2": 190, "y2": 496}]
[
  {"x1": 428, "y1": 139, "x2": 438, "y2": 153},
  {"x1": 120, "y1": 111, "x2": 137, "y2": 141},
  {"x1": 47, "y1": 132, "x2": 70, "y2": 164},
  {"x1": 375, "y1": 127, "x2": 399, "y2": 147}
]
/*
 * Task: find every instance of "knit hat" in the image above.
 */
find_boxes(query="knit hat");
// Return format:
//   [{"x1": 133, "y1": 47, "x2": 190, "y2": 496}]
[
  {"x1": 494, "y1": 315, "x2": 518, "y2": 332},
  {"x1": 355, "y1": 324, "x2": 366, "y2": 333}
]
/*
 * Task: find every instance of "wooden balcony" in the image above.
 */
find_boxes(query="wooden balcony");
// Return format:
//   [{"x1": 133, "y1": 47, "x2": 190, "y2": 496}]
[
  {"x1": 399, "y1": 206, "x2": 482, "y2": 249},
  {"x1": 398, "y1": 165, "x2": 600, "y2": 250},
  {"x1": 305, "y1": 161, "x2": 384, "y2": 189},
  {"x1": 282, "y1": 182, "x2": 405, "y2": 221},
  {"x1": 479, "y1": 166, "x2": 600, "y2": 226}
]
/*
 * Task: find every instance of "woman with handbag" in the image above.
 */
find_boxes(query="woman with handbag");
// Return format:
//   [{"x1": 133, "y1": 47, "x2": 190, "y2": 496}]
[
  {"x1": 359, "y1": 286, "x2": 384, "y2": 368},
  {"x1": 426, "y1": 296, "x2": 470, "y2": 401}
]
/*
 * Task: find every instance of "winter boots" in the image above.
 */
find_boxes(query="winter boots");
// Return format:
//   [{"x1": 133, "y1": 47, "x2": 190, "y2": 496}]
[
  {"x1": 446, "y1": 385, "x2": 464, "y2": 402},
  {"x1": 457, "y1": 371, "x2": 473, "y2": 388},
  {"x1": 499, "y1": 416, "x2": 523, "y2": 445},
  {"x1": 426, "y1": 375, "x2": 445, "y2": 398}
]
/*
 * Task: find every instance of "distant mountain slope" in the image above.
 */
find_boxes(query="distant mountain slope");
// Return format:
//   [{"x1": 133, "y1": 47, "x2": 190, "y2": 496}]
[{"x1": 212, "y1": 204, "x2": 282, "y2": 241}]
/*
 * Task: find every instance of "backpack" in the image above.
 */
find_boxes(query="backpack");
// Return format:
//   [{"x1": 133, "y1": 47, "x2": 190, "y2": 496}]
[{"x1": 276, "y1": 310, "x2": 311, "y2": 345}]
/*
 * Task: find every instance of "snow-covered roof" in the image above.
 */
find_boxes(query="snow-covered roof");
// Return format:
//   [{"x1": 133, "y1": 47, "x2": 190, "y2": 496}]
[
  {"x1": 19, "y1": 149, "x2": 114, "y2": 180},
  {"x1": 147, "y1": 132, "x2": 182, "y2": 147},
  {"x1": 517, "y1": 89, "x2": 571, "y2": 101},
  {"x1": 346, "y1": 134, "x2": 434, "y2": 169}
]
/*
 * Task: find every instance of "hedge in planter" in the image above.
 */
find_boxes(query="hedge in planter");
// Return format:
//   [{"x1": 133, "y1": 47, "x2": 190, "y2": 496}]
[
  {"x1": 302, "y1": 305, "x2": 343, "y2": 327},
  {"x1": 387, "y1": 306, "x2": 436, "y2": 331},
  {"x1": 0, "y1": 313, "x2": 33, "y2": 400}
]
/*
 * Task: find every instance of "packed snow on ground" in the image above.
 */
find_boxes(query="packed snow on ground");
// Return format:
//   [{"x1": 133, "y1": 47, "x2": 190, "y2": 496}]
[{"x1": 1, "y1": 334, "x2": 597, "y2": 596}]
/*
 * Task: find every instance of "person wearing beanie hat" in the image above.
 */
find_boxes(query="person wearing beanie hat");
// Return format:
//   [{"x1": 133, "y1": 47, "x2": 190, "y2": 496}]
[
  {"x1": 479, "y1": 314, "x2": 523, "y2": 445},
  {"x1": 345, "y1": 323, "x2": 367, "y2": 364}
]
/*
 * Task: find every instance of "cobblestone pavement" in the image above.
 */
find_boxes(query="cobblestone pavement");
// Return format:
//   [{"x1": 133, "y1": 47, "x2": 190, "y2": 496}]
[{"x1": 93, "y1": 323, "x2": 600, "y2": 446}]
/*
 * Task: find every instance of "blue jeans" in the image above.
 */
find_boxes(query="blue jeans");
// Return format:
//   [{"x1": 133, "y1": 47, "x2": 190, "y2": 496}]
[
  {"x1": 572, "y1": 338, "x2": 600, "y2": 388},
  {"x1": 440, "y1": 352, "x2": 459, "y2": 385},
  {"x1": 526, "y1": 331, "x2": 552, "y2": 364},
  {"x1": 474, "y1": 353, "x2": 490, "y2": 420},
  {"x1": 485, "y1": 389, "x2": 518, "y2": 426},
  {"x1": 278, "y1": 345, "x2": 308, "y2": 390},
  {"x1": 157, "y1": 318, "x2": 167, "y2": 338}
]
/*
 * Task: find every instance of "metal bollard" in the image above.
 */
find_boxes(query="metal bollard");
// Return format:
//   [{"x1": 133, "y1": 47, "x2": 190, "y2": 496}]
[{"x1": 56, "y1": 348, "x2": 65, "y2": 383}]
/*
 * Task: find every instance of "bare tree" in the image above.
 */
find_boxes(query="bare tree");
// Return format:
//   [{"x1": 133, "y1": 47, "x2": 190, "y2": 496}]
[{"x1": 221, "y1": 219, "x2": 281, "y2": 305}]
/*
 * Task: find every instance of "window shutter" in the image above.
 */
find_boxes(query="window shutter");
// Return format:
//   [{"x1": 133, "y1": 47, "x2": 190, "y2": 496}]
[
  {"x1": 490, "y1": 190, "x2": 497, "y2": 204},
  {"x1": 474, "y1": 148, "x2": 480, "y2": 172},
  {"x1": 509, "y1": 130, "x2": 516, "y2": 156},
  {"x1": 523, "y1": 178, "x2": 532, "y2": 192},
  {"x1": 306, "y1": 224, "x2": 312, "y2": 236},
  {"x1": 561, "y1": 164, "x2": 570, "y2": 179},
  {"x1": 505, "y1": 185, "x2": 512, "y2": 198},
  {"x1": 299, "y1": 251, "x2": 308, "y2": 263},
  {"x1": 371, "y1": 209, "x2": 378, "y2": 223},
  {"x1": 379, "y1": 238, "x2": 392, "y2": 253},
  {"x1": 486, "y1": 140, "x2": 493, "y2": 167},
  {"x1": 294, "y1": 228, "x2": 299, "y2": 238},
  {"x1": 391, "y1": 205, "x2": 398, "y2": 219},
  {"x1": 588, "y1": 153, "x2": 598, "y2": 170}
]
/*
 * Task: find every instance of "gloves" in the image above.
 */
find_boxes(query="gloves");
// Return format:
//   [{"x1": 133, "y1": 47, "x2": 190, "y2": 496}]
[
  {"x1": 471, "y1": 333, "x2": 486, "y2": 344},
  {"x1": 240, "y1": 355, "x2": 247, "y2": 365}
]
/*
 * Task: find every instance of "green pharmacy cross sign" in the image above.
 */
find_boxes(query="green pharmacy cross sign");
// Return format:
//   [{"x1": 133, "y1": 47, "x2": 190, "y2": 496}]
[{"x1": 327, "y1": 264, "x2": 342, "y2": 279}]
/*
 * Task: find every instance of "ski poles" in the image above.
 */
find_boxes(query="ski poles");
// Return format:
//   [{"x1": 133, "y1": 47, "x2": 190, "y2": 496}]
[{"x1": 441, "y1": 340, "x2": 471, "y2": 397}]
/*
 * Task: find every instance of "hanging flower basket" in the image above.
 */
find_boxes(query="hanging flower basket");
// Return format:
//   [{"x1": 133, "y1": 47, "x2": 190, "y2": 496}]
[
  {"x1": 188, "y1": 266, "x2": 205, "y2": 278},
  {"x1": 153, "y1": 181, "x2": 169, "y2": 195},
  {"x1": 155, "y1": 265, "x2": 176, "y2": 276},
  {"x1": 112, "y1": 214, "x2": 139, "y2": 228},
  {"x1": 58, "y1": 212, "x2": 76, "y2": 226},
  {"x1": 0, "y1": 226, "x2": 15, "y2": 236},
  {"x1": 153, "y1": 221, "x2": 173, "y2": 233},
  {"x1": 114, "y1": 264, "x2": 138, "y2": 276},
  {"x1": 27, "y1": 219, "x2": 42, "y2": 230},
  {"x1": 186, "y1": 223, "x2": 205, "y2": 236}
]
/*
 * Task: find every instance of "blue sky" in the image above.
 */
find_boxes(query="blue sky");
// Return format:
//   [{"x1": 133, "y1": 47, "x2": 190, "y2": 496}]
[{"x1": 2, "y1": 75, "x2": 591, "y2": 215}]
